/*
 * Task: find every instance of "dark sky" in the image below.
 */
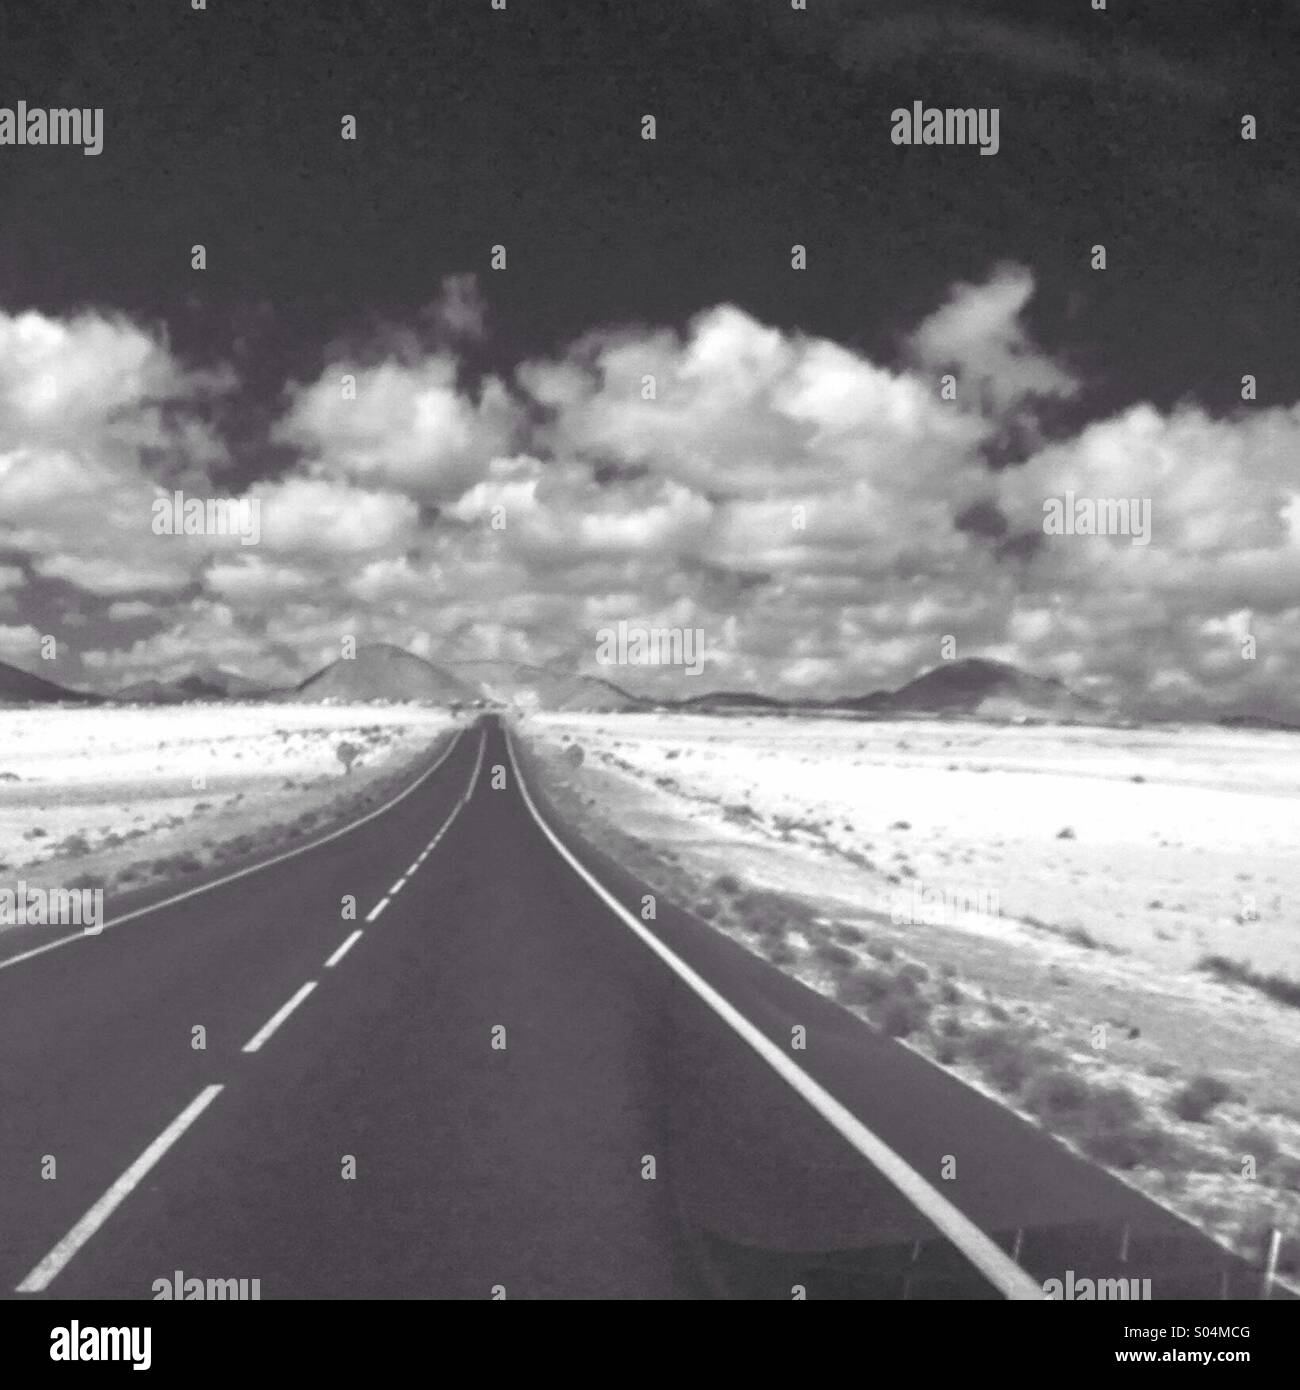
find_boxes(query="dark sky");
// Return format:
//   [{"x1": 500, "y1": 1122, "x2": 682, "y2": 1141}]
[{"x1": 1, "y1": 0, "x2": 1297, "y2": 435}]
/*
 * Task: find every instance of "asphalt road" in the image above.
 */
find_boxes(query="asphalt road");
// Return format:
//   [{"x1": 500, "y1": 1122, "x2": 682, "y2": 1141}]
[{"x1": 0, "y1": 717, "x2": 1267, "y2": 1299}]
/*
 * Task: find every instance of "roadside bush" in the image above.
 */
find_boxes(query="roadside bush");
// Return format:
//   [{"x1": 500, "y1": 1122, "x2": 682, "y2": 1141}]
[
  {"x1": 1068, "y1": 1085, "x2": 1178, "y2": 1170},
  {"x1": 150, "y1": 850, "x2": 204, "y2": 877},
  {"x1": 880, "y1": 995, "x2": 930, "y2": 1038},
  {"x1": 1170, "y1": 1074, "x2": 1234, "y2": 1123},
  {"x1": 813, "y1": 940, "x2": 856, "y2": 969},
  {"x1": 735, "y1": 888, "x2": 802, "y2": 938},
  {"x1": 1197, "y1": 955, "x2": 1300, "y2": 1010},
  {"x1": 835, "y1": 968, "x2": 893, "y2": 1008},
  {"x1": 1231, "y1": 1127, "x2": 1279, "y2": 1167},
  {"x1": 1024, "y1": 1068, "x2": 1091, "y2": 1122},
  {"x1": 964, "y1": 1026, "x2": 1041, "y2": 1095}
]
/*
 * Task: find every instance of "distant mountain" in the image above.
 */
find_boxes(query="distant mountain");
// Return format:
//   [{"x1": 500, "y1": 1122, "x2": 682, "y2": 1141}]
[
  {"x1": 0, "y1": 658, "x2": 99, "y2": 705},
  {"x1": 0, "y1": 647, "x2": 1183, "y2": 724},
  {"x1": 1217, "y1": 712, "x2": 1300, "y2": 733},
  {"x1": 113, "y1": 666, "x2": 278, "y2": 704},
  {"x1": 291, "y1": 644, "x2": 476, "y2": 705},
  {"x1": 673, "y1": 690, "x2": 789, "y2": 710},
  {"x1": 180, "y1": 667, "x2": 278, "y2": 700},
  {"x1": 658, "y1": 660, "x2": 1101, "y2": 720},
  {"x1": 845, "y1": 658, "x2": 1101, "y2": 719},
  {"x1": 112, "y1": 678, "x2": 187, "y2": 705},
  {"x1": 446, "y1": 659, "x2": 644, "y2": 711}
]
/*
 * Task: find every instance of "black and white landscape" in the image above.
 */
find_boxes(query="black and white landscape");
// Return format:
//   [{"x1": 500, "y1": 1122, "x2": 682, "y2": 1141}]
[{"x1": 0, "y1": 1, "x2": 1298, "y2": 1312}]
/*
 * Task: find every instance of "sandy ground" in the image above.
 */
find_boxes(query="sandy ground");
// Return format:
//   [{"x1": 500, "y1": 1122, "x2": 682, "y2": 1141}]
[
  {"x1": 519, "y1": 710, "x2": 1300, "y2": 1276},
  {"x1": 0, "y1": 704, "x2": 456, "y2": 908}
]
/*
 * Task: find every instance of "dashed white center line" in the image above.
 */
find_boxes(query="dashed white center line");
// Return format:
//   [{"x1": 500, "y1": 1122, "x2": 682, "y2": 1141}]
[
  {"x1": 241, "y1": 981, "x2": 318, "y2": 1054},
  {"x1": 325, "y1": 930, "x2": 364, "y2": 968},
  {"x1": 16, "y1": 1084, "x2": 225, "y2": 1293},
  {"x1": 12, "y1": 725, "x2": 493, "y2": 1296}
]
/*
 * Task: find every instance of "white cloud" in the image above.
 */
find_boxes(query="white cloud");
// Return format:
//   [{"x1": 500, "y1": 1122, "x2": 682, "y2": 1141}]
[
  {"x1": 273, "y1": 356, "x2": 519, "y2": 501},
  {"x1": 106, "y1": 600, "x2": 156, "y2": 621},
  {"x1": 0, "y1": 308, "x2": 236, "y2": 605},
  {"x1": 908, "y1": 261, "x2": 1079, "y2": 412},
  {"x1": 20, "y1": 274, "x2": 1300, "y2": 718},
  {"x1": 524, "y1": 304, "x2": 985, "y2": 497},
  {"x1": 247, "y1": 476, "x2": 421, "y2": 557},
  {"x1": 35, "y1": 554, "x2": 192, "y2": 597}
]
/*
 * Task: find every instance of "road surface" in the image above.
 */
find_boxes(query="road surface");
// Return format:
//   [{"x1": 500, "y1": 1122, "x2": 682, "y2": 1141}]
[{"x1": 0, "y1": 717, "x2": 1267, "y2": 1299}]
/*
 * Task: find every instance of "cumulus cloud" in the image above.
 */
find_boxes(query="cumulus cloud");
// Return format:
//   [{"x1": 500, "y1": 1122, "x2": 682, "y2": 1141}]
[
  {"x1": 245, "y1": 475, "x2": 421, "y2": 558},
  {"x1": 425, "y1": 273, "x2": 488, "y2": 343},
  {"x1": 106, "y1": 600, "x2": 156, "y2": 621},
  {"x1": 908, "y1": 262, "x2": 1079, "y2": 414},
  {"x1": 0, "y1": 308, "x2": 238, "y2": 607},
  {"x1": 13, "y1": 271, "x2": 1300, "y2": 718},
  {"x1": 446, "y1": 456, "x2": 714, "y2": 563},
  {"x1": 523, "y1": 304, "x2": 986, "y2": 498},
  {"x1": 273, "y1": 355, "x2": 520, "y2": 501},
  {"x1": 992, "y1": 402, "x2": 1300, "y2": 714}
]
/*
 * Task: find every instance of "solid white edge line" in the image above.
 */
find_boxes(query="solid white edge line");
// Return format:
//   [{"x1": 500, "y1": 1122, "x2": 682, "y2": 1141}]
[
  {"x1": 0, "y1": 725, "x2": 469, "y2": 973},
  {"x1": 365, "y1": 896, "x2": 390, "y2": 923},
  {"x1": 503, "y1": 727, "x2": 1045, "y2": 1302},
  {"x1": 325, "y1": 929, "x2": 364, "y2": 968},
  {"x1": 241, "y1": 981, "x2": 318, "y2": 1054},
  {"x1": 16, "y1": 1084, "x2": 225, "y2": 1293}
]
